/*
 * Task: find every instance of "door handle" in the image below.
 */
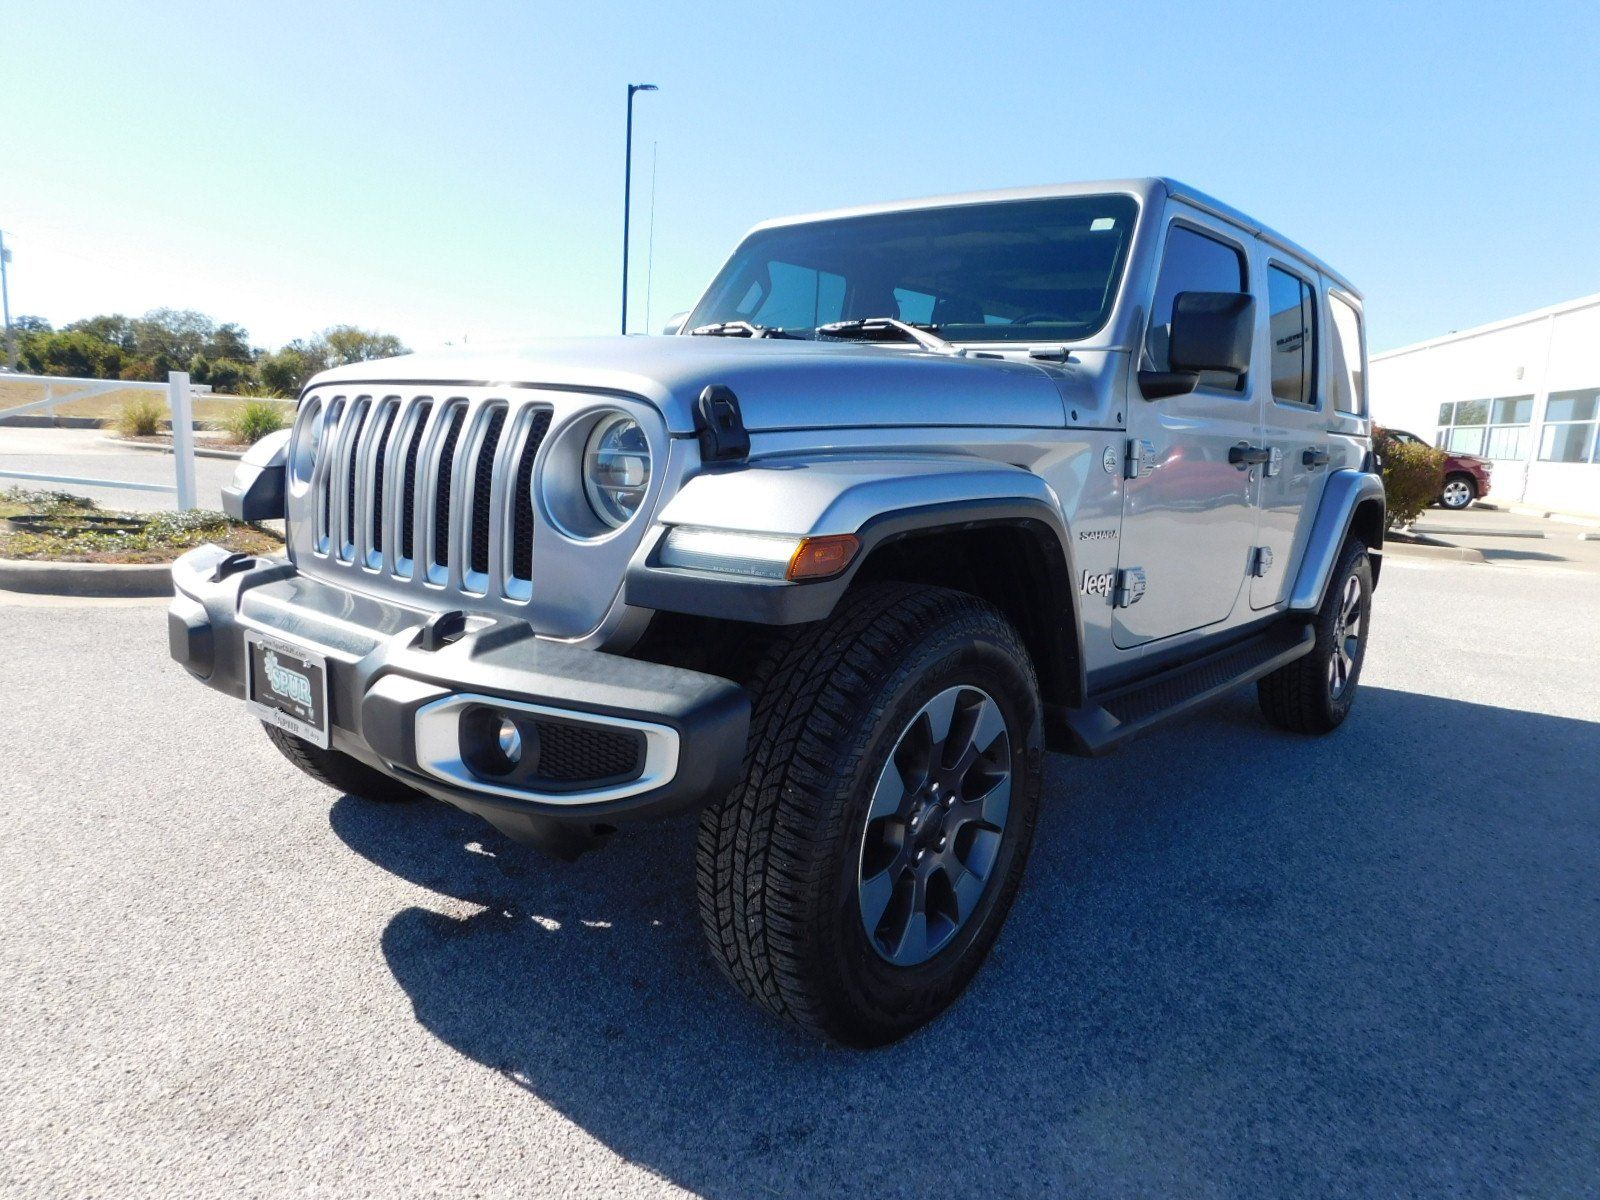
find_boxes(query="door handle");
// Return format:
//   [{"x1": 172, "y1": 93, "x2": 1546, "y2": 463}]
[
  {"x1": 1303, "y1": 448, "x2": 1331, "y2": 467},
  {"x1": 1229, "y1": 444, "x2": 1271, "y2": 467}
]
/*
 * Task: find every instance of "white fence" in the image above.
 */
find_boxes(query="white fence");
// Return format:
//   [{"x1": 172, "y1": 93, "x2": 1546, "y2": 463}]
[{"x1": 0, "y1": 371, "x2": 204, "y2": 509}]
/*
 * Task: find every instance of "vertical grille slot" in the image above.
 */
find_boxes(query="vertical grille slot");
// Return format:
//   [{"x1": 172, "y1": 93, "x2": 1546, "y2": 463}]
[
  {"x1": 511, "y1": 408, "x2": 553, "y2": 583},
  {"x1": 399, "y1": 401, "x2": 433, "y2": 566},
  {"x1": 315, "y1": 398, "x2": 346, "y2": 553},
  {"x1": 339, "y1": 400, "x2": 370, "y2": 558},
  {"x1": 469, "y1": 406, "x2": 508, "y2": 578},
  {"x1": 431, "y1": 405, "x2": 467, "y2": 568},
  {"x1": 368, "y1": 401, "x2": 400, "y2": 558}
]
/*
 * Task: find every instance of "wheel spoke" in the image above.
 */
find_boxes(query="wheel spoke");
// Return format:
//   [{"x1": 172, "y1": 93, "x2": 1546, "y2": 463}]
[
  {"x1": 891, "y1": 907, "x2": 929, "y2": 965},
  {"x1": 921, "y1": 688, "x2": 960, "y2": 752},
  {"x1": 962, "y1": 773, "x2": 1011, "y2": 830},
  {"x1": 867, "y1": 758, "x2": 907, "y2": 820},
  {"x1": 948, "y1": 863, "x2": 986, "y2": 923},
  {"x1": 859, "y1": 867, "x2": 897, "y2": 936}
]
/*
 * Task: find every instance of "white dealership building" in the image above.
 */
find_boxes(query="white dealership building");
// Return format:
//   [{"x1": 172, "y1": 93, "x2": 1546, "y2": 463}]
[{"x1": 1369, "y1": 292, "x2": 1600, "y2": 517}]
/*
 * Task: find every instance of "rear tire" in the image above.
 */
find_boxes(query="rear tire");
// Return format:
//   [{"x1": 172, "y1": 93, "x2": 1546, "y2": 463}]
[
  {"x1": 696, "y1": 583, "x2": 1043, "y2": 1047},
  {"x1": 1257, "y1": 538, "x2": 1372, "y2": 734},
  {"x1": 1439, "y1": 474, "x2": 1476, "y2": 509},
  {"x1": 261, "y1": 721, "x2": 423, "y2": 802}
]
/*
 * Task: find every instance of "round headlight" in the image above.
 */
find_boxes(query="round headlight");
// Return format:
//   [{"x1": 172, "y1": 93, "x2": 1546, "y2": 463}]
[{"x1": 583, "y1": 414, "x2": 651, "y2": 529}]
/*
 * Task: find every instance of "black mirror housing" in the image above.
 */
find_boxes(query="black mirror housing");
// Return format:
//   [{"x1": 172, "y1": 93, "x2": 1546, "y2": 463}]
[{"x1": 1167, "y1": 291, "x2": 1254, "y2": 376}]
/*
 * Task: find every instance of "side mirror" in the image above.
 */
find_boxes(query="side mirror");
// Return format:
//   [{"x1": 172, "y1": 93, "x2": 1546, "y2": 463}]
[
  {"x1": 662, "y1": 311, "x2": 689, "y2": 336},
  {"x1": 1139, "y1": 290, "x2": 1255, "y2": 400}
]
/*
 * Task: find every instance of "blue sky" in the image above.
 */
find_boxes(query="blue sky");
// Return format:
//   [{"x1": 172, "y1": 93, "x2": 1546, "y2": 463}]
[{"x1": 2, "y1": 0, "x2": 1596, "y2": 354}]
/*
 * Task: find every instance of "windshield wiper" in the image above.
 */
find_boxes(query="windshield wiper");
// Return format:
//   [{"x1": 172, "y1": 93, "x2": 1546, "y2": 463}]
[
  {"x1": 815, "y1": 317, "x2": 962, "y2": 356},
  {"x1": 688, "y1": 320, "x2": 795, "y2": 339}
]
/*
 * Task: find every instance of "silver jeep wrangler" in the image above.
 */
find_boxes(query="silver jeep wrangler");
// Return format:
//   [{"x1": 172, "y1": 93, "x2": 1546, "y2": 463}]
[{"x1": 170, "y1": 178, "x2": 1383, "y2": 1046}]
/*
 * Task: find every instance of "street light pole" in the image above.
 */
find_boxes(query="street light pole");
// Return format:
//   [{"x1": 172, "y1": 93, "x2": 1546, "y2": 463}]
[
  {"x1": 0, "y1": 229, "x2": 14, "y2": 370},
  {"x1": 621, "y1": 83, "x2": 658, "y2": 335}
]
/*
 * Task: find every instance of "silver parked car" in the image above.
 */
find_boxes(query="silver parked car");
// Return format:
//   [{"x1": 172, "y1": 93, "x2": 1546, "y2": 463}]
[{"x1": 170, "y1": 178, "x2": 1384, "y2": 1045}]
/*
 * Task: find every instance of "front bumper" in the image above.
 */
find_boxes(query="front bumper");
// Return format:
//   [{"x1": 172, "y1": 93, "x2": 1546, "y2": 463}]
[{"x1": 168, "y1": 544, "x2": 750, "y2": 850}]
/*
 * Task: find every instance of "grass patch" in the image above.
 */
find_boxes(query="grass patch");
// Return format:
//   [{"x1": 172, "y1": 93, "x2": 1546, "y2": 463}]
[
  {"x1": 112, "y1": 395, "x2": 166, "y2": 437},
  {"x1": 224, "y1": 398, "x2": 289, "y2": 445},
  {"x1": 0, "y1": 487, "x2": 282, "y2": 564}
]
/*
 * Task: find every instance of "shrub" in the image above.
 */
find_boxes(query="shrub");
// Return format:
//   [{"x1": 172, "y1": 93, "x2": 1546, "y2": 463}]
[
  {"x1": 112, "y1": 395, "x2": 166, "y2": 438},
  {"x1": 1375, "y1": 427, "x2": 1447, "y2": 528},
  {"x1": 224, "y1": 399, "x2": 289, "y2": 445},
  {"x1": 205, "y1": 358, "x2": 253, "y2": 393}
]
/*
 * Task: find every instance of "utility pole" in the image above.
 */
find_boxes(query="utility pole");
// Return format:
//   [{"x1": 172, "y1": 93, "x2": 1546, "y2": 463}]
[
  {"x1": 0, "y1": 229, "x2": 15, "y2": 370},
  {"x1": 621, "y1": 83, "x2": 658, "y2": 335}
]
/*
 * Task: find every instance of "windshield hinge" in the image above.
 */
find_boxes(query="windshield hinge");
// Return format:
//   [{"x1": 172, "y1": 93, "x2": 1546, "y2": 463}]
[{"x1": 695, "y1": 385, "x2": 751, "y2": 463}]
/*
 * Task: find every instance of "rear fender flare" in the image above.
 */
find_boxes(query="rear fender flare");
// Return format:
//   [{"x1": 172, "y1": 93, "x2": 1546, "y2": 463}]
[{"x1": 1288, "y1": 469, "x2": 1386, "y2": 612}]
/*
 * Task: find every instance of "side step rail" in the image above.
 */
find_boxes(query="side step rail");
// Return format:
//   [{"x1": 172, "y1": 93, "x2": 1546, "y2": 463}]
[{"x1": 1059, "y1": 624, "x2": 1316, "y2": 757}]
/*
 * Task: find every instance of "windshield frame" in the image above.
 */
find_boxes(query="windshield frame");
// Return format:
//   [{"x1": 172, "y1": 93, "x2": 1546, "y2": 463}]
[{"x1": 683, "y1": 191, "x2": 1145, "y2": 347}]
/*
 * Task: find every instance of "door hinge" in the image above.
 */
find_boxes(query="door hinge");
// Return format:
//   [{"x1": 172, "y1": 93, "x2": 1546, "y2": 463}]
[
  {"x1": 1123, "y1": 438, "x2": 1156, "y2": 480},
  {"x1": 1114, "y1": 566, "x2": 1147, "y2": 608},
  {"x1": 1250, "y1": 546, "x2": 1274, "y2": 577}
]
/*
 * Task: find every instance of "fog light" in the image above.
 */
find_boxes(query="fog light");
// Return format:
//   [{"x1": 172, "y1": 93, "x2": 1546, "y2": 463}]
[{"x1": 497, "y1": 718, "x2": 523, "y2": 765}]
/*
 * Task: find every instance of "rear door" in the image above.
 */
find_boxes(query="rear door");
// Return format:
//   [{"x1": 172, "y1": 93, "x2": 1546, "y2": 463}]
[
  {"x1": 1114, "y1": 208, "x2": 1263, "y2": 648},
  {"x1": 1251, "y1": 258, "x2": 1332, "y2": 608}
]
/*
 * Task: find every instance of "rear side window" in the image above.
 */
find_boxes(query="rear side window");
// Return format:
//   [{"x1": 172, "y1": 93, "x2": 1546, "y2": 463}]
[
  {"x1": 1328, "y1": 292, "x2": 1366, "y2": 415},
  {"x1": 1145, "y1": 225, "x2": 1247, "y2": 391},
  {"x1": 1267, "y1": 265, "x2": 1317, "y2": 407}
]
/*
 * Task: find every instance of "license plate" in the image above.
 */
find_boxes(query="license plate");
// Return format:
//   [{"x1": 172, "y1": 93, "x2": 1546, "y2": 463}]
[{"x1": 244, "y1": 631, "x2": 330, "y2": 749}]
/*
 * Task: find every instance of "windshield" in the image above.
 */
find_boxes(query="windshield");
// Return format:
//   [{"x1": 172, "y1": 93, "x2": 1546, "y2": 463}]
[{"x1": 685, "y1": 194, "x2": 1140, "y2": 344}]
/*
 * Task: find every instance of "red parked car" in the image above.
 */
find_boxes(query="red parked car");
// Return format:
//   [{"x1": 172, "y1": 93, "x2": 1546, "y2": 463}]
[{"x1": 1378, "y1": 427, "x2": 1492, "y2": 510}]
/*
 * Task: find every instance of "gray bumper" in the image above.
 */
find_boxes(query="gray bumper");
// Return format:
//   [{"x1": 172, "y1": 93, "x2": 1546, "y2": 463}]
[{"x1": 168, "y1": 544, "x2": 749, "y2": 842}]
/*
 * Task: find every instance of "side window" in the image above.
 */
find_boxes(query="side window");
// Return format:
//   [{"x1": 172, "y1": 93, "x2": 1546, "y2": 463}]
[
  {"x1": 1267, "y1": 265, "x2": 1317, "y2": 407},
  {"x1": 1145, "y1": 225, "x2": 1247, "y2": 391},
  {"x1": 744, "y1": 261, "x2": 847, "y2": 330},
  {"x1": 1328, "y1": 292, "x2": 1366, "y2": 415}
]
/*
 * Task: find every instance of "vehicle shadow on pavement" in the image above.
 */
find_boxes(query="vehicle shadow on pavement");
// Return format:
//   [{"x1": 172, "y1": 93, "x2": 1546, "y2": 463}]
[{"x1": 330, "y1": 685, "x2": 1600, "y2": 1199}]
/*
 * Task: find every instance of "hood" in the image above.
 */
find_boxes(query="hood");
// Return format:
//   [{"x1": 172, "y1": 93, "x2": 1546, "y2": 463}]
[{"x1": 306, "y1": 336, "x2": 1083, "y2": 434}]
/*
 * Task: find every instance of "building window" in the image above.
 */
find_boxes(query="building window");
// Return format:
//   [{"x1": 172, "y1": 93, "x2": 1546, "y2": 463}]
[
  {"x1": 1328, "y1": 293, "x2": 1365, "y2": 415},
  {"x1": 1267, "y1": 265, "x2": 1317, "y2": 407},
  {"x1": 1437, "y1": 395, "x2": 1532, "y2": 460},
  {"x1": 1538, "y1": 388, "x2": 1600, "y2": 463}
]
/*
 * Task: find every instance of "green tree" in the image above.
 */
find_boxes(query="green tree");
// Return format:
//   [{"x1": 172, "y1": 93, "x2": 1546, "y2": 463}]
[
  {"x1": 256, "y1": 346, "x2": 311, "y2": 396},
  {"x1": 318, "y1": 325, "x2": 409, "y2": 367},
  {"x1": 131, "y1": 308, "x2": 216, "y2": 373},
  {"x1": 21, "y1": 329, "x2": 124, "y2": 378},
  {"x1": 205, "y1": 358, "x2": 252, "y2": 393},
  {"x1": 64, "y1": 313, "x2": 137, "y2": 352},
  {"x1": 204, "y1": 322, "x2": 255, "y2": 363}
]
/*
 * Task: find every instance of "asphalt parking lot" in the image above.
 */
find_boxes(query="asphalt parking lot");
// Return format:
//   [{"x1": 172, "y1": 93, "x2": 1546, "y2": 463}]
[{"x1": 4, "y1": 548, "x2": 1598, "y2": 1198}]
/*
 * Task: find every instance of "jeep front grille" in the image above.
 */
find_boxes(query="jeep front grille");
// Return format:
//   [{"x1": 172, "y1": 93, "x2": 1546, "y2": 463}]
[{"x1": 296, "y1": 392, "x2": 554, "y2": 600}]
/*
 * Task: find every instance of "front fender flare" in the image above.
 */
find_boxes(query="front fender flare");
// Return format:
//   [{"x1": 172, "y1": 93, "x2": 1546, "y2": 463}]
[{"x1": 624, "y1": 455, "x2": 1077, "y2": 627}]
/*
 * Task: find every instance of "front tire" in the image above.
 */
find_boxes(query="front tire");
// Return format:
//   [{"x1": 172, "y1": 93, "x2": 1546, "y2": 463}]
[
  {"x1": 1257, "y1": 538, "x2": 1373, "y2": 734},
  {"x1": 261, "y1": 721, "x2": 424, "y2": 803},
  {"x1": 696, "y1": 583, "x2": 1043, "y2": 1047},
  {"x1": 1439, "y1": 474, "x2": 1476, "y2": 509}
]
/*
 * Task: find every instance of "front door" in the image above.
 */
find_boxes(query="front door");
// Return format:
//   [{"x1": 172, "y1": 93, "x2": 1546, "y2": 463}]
[{"x1": 1114, "y1": 211, "x2": 1263, "y2": 649}]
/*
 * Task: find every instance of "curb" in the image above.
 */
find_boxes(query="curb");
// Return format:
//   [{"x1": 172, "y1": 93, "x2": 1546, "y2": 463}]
[
  {"x1": 100, "y1": 436, "x2": 246, "y2": 461},
  {"x1": 1486, "y1": 502, "x2": 1600, "y2": 529},
  {"x1": 1411, "y1": 524, "x2": 1545, "y2": 539},
  {"x1": 0, "y1": 415, "x2": 105, "y2": 429},
  {"x1": 1383, "y1": 541, "x2": 1486, "y2": 564},
  {"x1": 0, "y1": 557, "x2": 173, "y2": 597}
]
